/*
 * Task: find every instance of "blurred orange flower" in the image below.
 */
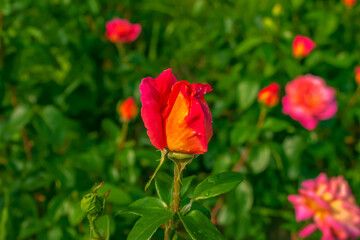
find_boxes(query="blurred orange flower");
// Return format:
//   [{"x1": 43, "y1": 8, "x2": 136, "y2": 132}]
[{"x1": 118, "y1": 97, "x2": 138, "y2": 122}]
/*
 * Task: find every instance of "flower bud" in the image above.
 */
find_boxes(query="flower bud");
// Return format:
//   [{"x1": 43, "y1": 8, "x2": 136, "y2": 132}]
[
  {"x1": 80, "y1": 182, "x2": 110, "y2": 218},
  {"x1": 81, "y1": 193, "x2": 103, "y2": 217},
  {"x1": 117, "y1": 97, "x2": 138, "y2": 122},
  {"x1": 292, "y1": 35, "x2": 316, "y2": 58},
  {"x1": 258, "y1": 83, "x2": 280, "y2": 107}
]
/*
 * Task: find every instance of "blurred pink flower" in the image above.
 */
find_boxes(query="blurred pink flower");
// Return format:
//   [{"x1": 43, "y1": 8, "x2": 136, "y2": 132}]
[
  {"x1": 343, "y1": 0, "x2": 356, "y2": 7},
  {"x1": 282, "y1": 75, "x2": 337, "y2": 130},
  {"x1": 106, "y1": 18, "x2": 141, "y2": 43},
  {"x1": 288, "y1": 173, "x2": 360, "y2": 240},
  {"x1": 355, "y1": 67, "x2": 360, "y2": 84},
  {"x1": 292, "y1": 35, "x2": 316, "y2": 58}
]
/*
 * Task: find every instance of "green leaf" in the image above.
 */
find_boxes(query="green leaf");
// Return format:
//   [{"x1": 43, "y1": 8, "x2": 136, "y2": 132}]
[
  {"x1": 181, "y1": 175, "x2": 196, "y2": 197},
  {"x1": 262, "y1": 117, "x2": 293, "y2": 132},
  {"x1": 155, "y1": 172, "x2": 172, "y2": 206},
  {"x1": 4, "y1": 104, "x2": 33, "y2": 139},
  {"x1": 68, "y1": 203, "x2": 85, "y2": 226},
  {"x1": 179, "y1": 210, "x2": 223, "y2": 240},
  {"x1": 96, "y1": 183, "x2": 131, "y2": 205},
  {"x1": 192, "y1": 172, "x2": 244, "y2": 201},
  {"x1": 249, "y1": 144, "x2": 271, "y2": 174},
  {"x1": 237, "y1": 81, "x2": 259, "y2": 111},
  {"x1": 230, "y1": 121, "x2": 258, "y2": 146},
  {"x1": 40, "y1": 106, "x2": 67, "y2": 146},
  {"x1": 118, "y1": 197, "x2": 167, "y2": 216},
  {"x1": 95, "y1": 215, "x2": 110, "y2": 240},
  {"x1": 127, "y1": 209, "x2": 173, "y2": 240},
  {"x1": 235, "y1": 37, "x2": 263, "y2": 56},
  {"x1": 18, "y1": 219, "x2": 47, "y2": 239}
]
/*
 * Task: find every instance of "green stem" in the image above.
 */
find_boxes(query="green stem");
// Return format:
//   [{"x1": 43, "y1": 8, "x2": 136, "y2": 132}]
[
  {"x1": 0, "y1": 186, "x2": 9, "y2": 240},
  {"x1": 164, "y1": 161, "x2": 183, "y2": 240},
  {"x1": 173, "y1": 163, "x2": 181, "y2": 213},
  {"x1": 256, "y1": 106, "x2": 267, "y2": 129},
  {"x1": 348, "y1": 85, "x2": 360, "y2": 106},
  {"x1": 115, "y1": 43, "x2": 127, "y2": 65},
  {"x1": 118, "y1": 121, "x2": 129, "y2": 149},
  {"x1": 88, "y1": 215, "x2": 104, "y2": 240}
]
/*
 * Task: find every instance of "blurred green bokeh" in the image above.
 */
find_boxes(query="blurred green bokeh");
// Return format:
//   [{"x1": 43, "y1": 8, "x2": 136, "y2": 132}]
[{"x1": 1, "y1": 0, "x2": 360, "y2": 239}]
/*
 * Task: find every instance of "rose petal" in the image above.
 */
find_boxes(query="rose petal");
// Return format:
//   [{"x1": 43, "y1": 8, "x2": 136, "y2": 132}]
[
  {"x1": 140, "y1": 69, "x2": 177, "y2": 150},
  {"x1": 299, "y1": 224, "x2": 317, "y2": 238}
]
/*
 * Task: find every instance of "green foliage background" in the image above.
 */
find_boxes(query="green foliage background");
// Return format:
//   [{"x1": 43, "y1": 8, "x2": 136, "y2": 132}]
[{"x1": 1, "y1": 0, "x2": 360, "y2": 239}]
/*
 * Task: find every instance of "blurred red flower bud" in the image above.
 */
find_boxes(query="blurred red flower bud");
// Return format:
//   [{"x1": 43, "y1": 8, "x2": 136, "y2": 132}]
[
  {"x1": 106, "y1": 18, "x2": 141, "y2": 43},
  {"x1": 118, "y1": 97, "x2": 138, "y2": 122},
  {"x1": 258, "y1": 83, "x2": 280, "y2": 107},
  {"x1": 292, "y1": 35, "x2": 316, "y2": 58}
]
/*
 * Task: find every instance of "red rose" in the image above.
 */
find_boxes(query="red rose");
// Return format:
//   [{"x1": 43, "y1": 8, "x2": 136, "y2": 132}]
[{"x1": 140, "y1": 69, "x2": 213, "y2": 154}]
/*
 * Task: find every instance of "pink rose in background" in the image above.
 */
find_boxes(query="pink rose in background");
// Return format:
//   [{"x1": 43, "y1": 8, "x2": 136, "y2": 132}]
[
  {"x1": 106, "y1": 18, "x2": 141, "y2": 43},
  {"x1": 292, "y1": 35, "x2": 316, "y2": 58},
  {"x1": 288, "y1": 173, "x2": 360, "y2": 240},
  {"x1": 343, "y1": 0, "x2": 356, "y2": 7},
  {"x1": 282, "y1": 75, "x2": 337, "y2": 130}
]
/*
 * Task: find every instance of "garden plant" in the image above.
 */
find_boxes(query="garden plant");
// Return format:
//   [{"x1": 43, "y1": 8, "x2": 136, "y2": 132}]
[{"x1": 1, "y1": 0, "x2": 360, "y2": 239}]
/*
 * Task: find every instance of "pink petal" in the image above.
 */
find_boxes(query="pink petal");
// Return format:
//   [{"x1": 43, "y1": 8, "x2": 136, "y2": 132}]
[
  {"x1": 294, "y1": 205, "x2": 314, "y2": 221},
  {"x1": 129, "y1": 24, "x2": 142, "y2": 41},
  {"x1": 140, "y1": 69, "x2": 177, "y2": 150},
  {"x1": 299, "y1": 224, "x2": 317, "y2": 238}
]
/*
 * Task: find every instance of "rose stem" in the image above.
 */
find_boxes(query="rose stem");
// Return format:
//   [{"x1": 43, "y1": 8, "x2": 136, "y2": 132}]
[
  {"x1": 87, "y1": 215, "x2": 103, "y2": 240},
  {"x1": 256, "y1": 106, "x2": 268, "y2": 129},
  {"x1": 164, "y1": 162, "x2": 182, "y2": 240}
]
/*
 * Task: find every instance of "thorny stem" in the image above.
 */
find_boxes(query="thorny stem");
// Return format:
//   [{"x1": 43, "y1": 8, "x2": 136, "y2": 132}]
[
  {"x1": 173, "y1": 163, "x2": 181, "y2": 213},
  {"x1": 165, "y1": 163, "x2": 182, "y2": 240}
]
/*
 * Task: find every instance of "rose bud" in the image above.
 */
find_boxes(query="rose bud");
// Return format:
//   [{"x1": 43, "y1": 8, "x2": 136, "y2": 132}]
[
  {"x1": 258, "y1": 83, "x2": 280, "y2": 107},
  {"x1": 292, "y1": 35, "x2": 316, "y2": 58},
  {"x1": 118, "y1": 97, "x2": 138, "y2": 122},
  {"x1": 81, "y1": 182, "x2": 110, "y2": 218},
  {"x1": 288, "y1": 173, "x2": 360, "y2": 240},
  {"x1": 282, "y1": 75, "x2": 337, "y2": 130},
  {"x1": 106, "y1": 18, "x2": 141, "y2": 43},
  {"x1": 140, "y1": 69, "x2": 213, "y2": 155}
]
